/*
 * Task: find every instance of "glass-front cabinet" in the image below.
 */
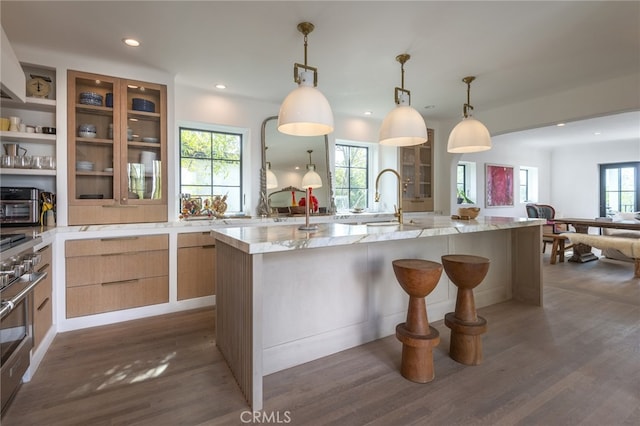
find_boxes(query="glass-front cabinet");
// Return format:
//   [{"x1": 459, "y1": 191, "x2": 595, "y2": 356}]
[
  {"x1": 399, "y1": 128, "x2": 434, "y2": 212},
  {"x1": 67, "y1": 70, "x2": 167, "y2": 225}
]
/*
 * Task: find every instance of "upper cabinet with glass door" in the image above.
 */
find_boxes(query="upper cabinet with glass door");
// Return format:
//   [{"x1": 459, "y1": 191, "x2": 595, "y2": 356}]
[
  {"x1": 399, "y1": 128, "x2": 434, "y2": 212},
  {"x1": 67, "y1": 70, "x2": 167, "y2": 225}
]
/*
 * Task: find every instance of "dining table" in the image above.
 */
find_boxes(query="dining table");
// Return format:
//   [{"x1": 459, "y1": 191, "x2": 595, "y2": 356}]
[{"x1": 554, "y1": 217, "x2": 640, "y2": 262}]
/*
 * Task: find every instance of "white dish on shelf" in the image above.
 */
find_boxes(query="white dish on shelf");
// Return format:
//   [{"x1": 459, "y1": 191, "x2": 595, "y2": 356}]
[
  {"x1": 142, "y1": 137, "x2": 158, "y2": 143},
  {"x1": 104, "y1": 167, "x2": 113, "y2": 172},
  {"x1": 78, "y1": 131, "x2": 96, "y2": 138},
  {"x1": 76, "y1": 161, "x2": 94, "y2": 171}
]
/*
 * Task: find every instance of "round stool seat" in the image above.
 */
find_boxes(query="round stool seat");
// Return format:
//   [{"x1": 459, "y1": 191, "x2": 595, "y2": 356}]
[
  {"x1": 392, "y1": 259, "x2": 443, "y2": 297},
  {"x1": 441, "y1": 255, "x2": 490, "y2": 290}
]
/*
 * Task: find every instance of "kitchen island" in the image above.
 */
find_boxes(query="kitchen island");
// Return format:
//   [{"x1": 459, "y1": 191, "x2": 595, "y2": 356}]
[{"x1": 212, "y1": 216, "x2": 544, "y2": 410}]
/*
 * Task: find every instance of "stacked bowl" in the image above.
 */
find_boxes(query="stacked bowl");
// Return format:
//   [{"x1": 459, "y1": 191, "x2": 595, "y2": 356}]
[
  {"x1": 79, "y1": 92, "x2": 103, "y2": 106},
  {"x1": 78, "y1": 124, "x2": 97, "y2": 138},
  {"x1": 132, "y1": 98, "x2": 155, "y2": 113}
]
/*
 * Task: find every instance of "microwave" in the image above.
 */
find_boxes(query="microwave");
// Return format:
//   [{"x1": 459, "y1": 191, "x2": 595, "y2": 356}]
[{"x1": 0, "y1": 187, "x2": 40, "y2": 226}]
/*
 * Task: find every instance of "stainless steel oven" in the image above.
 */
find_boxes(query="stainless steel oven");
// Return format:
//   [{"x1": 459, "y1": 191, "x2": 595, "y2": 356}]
[
  {"x1": 0, "y1": 234, "x2": 45, "y2": 415},
  {"x1": 0, "y1": 187, "x2": 40, "y2": 226}
]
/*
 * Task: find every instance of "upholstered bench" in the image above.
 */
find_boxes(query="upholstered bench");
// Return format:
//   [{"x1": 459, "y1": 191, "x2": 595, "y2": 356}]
[{"x1": 562, "y1": 233, "x2": 640, "y2": 277}]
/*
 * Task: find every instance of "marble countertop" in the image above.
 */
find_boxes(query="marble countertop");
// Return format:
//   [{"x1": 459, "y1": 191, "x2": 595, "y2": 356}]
[{"x1": 212, "y1": 216, "x2": 545, "y2": 254}]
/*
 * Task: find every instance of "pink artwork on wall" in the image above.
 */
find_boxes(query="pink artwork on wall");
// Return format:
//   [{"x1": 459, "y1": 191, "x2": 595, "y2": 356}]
[{"x1": 486, "y1": 164, "x2": 514, "y2": 207}]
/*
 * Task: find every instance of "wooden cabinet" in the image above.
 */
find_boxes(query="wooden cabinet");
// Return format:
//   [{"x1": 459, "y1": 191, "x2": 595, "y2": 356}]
[
  {"x1": 399, "y1": 128, "x2": 434, "y2": 212},
  {"x1": 33, "y1": 243, "x2": 53, "y2": 350},
  {"x1": 65, "y1": 235, "x2": 169, "y2": 318},
  {"x1": 177, "y1": 232, "x2": 216, "y2": 300},
  {"x1": 67, "y1": 70, "x2": 167, "y2": 225}
]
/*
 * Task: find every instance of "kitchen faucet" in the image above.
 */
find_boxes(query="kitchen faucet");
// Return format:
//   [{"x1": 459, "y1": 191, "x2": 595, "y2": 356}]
[{"x1": 374, "y1": 168, "x2": 403, "y2": 224}]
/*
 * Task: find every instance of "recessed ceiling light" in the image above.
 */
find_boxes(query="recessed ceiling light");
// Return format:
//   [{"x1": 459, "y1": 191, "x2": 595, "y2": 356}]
[
  {"x1": 556, "y1": 123, "x2": 566, "y2": 127},
  {"x1": 123, "y1": 38, "x2": 140, "y2": 47},
  {"x1": 215, "y1": 84, "x2": 226, "y2": 90},
  {"x1": 364, "y1": 111, "x2": 372, "y2": 116},
  {"x1": 594, "y1": 131, "x2": 601, "y2": 135}
]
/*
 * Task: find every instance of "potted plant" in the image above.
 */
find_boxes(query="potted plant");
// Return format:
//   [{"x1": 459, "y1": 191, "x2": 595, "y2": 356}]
[{"x1": 457, "y1": 188, "x2": 474, "y2": 204}]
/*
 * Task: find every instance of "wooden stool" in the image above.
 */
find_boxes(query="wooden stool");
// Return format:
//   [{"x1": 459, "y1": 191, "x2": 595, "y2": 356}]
[
  {"x1": 543, "y1": 233, "x2": 571, "y2": 264},
  {"x1": 392, "y1": 259, "x2": 442, "y2": 383},
  {"x1": 441, "y1": 255, "x2": 489, "y2": 366}
]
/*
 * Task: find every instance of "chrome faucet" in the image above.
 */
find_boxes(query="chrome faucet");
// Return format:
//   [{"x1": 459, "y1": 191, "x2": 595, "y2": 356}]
[{"x1": 375, "y1": 168, "x2": 403, "y2": 224}]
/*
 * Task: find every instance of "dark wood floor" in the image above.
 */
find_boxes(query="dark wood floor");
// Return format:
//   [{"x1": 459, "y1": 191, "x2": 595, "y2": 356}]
[{"x1": 3, "y1": 254, "x2": 639, "y2": 426}]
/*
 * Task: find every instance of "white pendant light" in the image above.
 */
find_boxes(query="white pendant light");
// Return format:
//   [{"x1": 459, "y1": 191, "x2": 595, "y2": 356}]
[
  {"x1": 447, "y1": 76, "x2": 492, "y2": 153},
  {"x1": 265, "y1": 162, "x2": 278, "y2": 189},
  {"x1": 278, "y1": 22, "x2": 334, "y2": 137},
  {"x1": 301, "y1": 150, "x2": 322, "y2": 189},
  {"x1": 379, "y1": 54, "x2": 427, "y2": 146}
]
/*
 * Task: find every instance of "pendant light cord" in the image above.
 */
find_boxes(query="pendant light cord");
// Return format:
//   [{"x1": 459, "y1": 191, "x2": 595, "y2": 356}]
[{"x1": 463, "y1": 76, "x2": 476, "y2": 118}]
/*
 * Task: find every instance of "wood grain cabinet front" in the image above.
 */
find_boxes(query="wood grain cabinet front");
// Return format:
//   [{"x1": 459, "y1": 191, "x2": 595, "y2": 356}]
[
  {"x1": 399, "y1": 128, "x2": 434, "y2": 212},
  {"x1": 177, "y1": 232, "x2": 216, "y2": 300},
  {"x1": 67, "y1": 70, "x2": 168, "y2": 225},
  {"x1": 33, "y1": 244, "x2": 53, "y2": 350},
  {"x1": 65, "y1": 235, "x2": 169, "y2": 318}
]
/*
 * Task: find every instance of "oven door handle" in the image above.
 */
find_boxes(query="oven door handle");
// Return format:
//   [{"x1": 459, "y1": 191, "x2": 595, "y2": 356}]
[{"x1": 0, "y1": 271, "x2": 47, "y2": 320}]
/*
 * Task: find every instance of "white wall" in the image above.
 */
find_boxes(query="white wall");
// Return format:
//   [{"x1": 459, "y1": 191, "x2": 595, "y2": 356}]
[
  {"x1": 13, "y1": 42, "x2": 639, "y2": 221},
  {"x1": 550, "y1": 139, "x2": 640, "y2": 218},
  {"x1": 450, "y1": 138, "x2": 552, "y2": 218}
]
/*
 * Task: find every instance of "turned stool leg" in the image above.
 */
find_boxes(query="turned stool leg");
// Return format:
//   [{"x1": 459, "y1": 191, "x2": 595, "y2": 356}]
[
  {"x1": 442, "y1": 255, "x2": 490, "y2": 366},
  {"x1": 392, "y1": 259, "x2": 442, "y2": 383}
]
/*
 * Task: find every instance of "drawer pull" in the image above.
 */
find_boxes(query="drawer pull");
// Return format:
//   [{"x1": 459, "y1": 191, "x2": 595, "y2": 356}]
[
  {"x1": 37, "y1": 263, "x2": 51, "y2": 273},
  {"x1": 101, "y1": 278, "x2": 139, "y2": 286},
  {"x1": 99, "y1": 236, "x2": 139, "y2": 242},
  {"x1": 101, "y1": 204, "x2": 139, "y2": 208},
  {"x1": 202, "y1": 244, "x2": 216, "y2": 249},
  {"x1": 37, "y1": 297, "x2": 50, "y2": 311}
]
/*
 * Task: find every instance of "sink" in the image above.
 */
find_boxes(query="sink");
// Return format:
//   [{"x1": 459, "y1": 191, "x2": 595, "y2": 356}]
[{"x1": 366, "y1": 221, "x2": 400, "y2": 227}]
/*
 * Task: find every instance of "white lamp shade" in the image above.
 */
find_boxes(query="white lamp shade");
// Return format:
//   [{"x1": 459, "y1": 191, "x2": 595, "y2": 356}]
[
  {"x1": 266, "y1": 168, "x2": 278, "y2": 189},
  {"x1": 447, "y1": 117, "x2": 492, "y2": 153},
  {"x1": 301, "y1": 165, "x2": 323, "y2": 189},
  {"x1": 278, "y1": 72, "x2": 334, "y2": 137},
  {"x1": 379, "y1": 105, "x2": 428, "y2": 146}
]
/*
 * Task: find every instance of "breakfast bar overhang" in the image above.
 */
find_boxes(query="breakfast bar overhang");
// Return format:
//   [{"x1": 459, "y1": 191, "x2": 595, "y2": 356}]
[{"x1": 212, "y1": 216, "x2": 545, "y2": 410}]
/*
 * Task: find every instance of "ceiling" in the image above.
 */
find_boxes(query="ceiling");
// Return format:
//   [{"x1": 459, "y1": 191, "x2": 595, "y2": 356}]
[{"x1": 2, "y1": 1, "x2": 639, "y2": 145}]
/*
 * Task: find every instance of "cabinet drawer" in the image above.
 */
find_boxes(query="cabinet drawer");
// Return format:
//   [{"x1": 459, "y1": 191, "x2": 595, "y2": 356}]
[
  {"x1": 34, "y1": 266, "x2": 52, "y2": 307},
  {"x1": 34, "y1": 244, "x2": 53, "y2": 349},
  {"x1": 177, "y1": 245, "x2": 216, "y2": 300},
  {"x1": 66, "y1": 275, "x2": 169, "y2": 318},
  {"x1": 36, "y1": 244, "x2": 52, "y2": 267},
  {"x1": 33, "y1": 283, "x2": 53, "y2": 349},
  {"x1": 177, "y1": 232, "x2": 216, "y2": 248},
  {"x1": 404, "y1": 198, "x2": 434, "y2": 212},
  {"x1": 66, "y1": 235, "x2": 168, "y2": 257},
  {"x1": 66, "y1": 250, "x2": 168, "y2": 287}
]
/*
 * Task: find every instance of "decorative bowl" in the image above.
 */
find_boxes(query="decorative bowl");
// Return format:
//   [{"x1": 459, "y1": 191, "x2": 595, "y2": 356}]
[{"x1": 458, "y1": 207, "x2": 481, "y2": 219}]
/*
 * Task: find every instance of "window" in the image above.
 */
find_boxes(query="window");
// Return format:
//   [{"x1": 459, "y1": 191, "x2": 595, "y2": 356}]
[
  {"x1": 600, "y1": 162, "x2": 640, "y2": 217},
  {"x1": 179, "y1": 126, "x2": 243, "y2": 212},
  {"x1": 335, "y1": 144, "x2": 369, "y2": 210},
  {"x1": 456, "y1": 161, "x2": 477, "y2": 204},
  {"x1": 519, "y1": 166, "x2": 538, "y2": 203}
]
